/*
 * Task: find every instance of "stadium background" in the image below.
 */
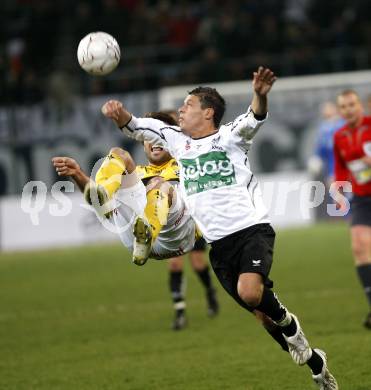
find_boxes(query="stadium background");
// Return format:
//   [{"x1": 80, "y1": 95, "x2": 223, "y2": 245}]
[{"x1": 1, "y1": 1, "x2": 371, "y2": 389}]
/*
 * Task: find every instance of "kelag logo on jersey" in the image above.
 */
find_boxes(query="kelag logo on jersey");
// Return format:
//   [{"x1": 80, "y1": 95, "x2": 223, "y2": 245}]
[{"x1": 180, "y1": 151, "x2": 236, "y2": 195}]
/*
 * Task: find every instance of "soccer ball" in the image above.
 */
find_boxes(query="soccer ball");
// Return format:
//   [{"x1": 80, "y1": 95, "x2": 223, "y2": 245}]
[{"x1": 77, "y1": 32, "x2": 121, "y2": 76}]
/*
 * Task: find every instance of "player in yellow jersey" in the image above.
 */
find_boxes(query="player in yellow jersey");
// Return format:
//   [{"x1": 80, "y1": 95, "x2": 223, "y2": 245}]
[
  {"x1": 52, "y1": 112, "x2": 204, "y2": 266},
  {"x1": 53, "y1": 149, "x2": 197, "y2": 265},
  {"x1": 52, "y1": 111, "x2": 219, "y2": 329}
]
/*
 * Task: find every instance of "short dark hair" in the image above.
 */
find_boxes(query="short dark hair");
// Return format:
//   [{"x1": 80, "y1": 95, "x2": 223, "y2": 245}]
[
  {"x1": 188, "y1": 87, "x2": 226, "y2": 128},
  {"x1": 337, "y1": 89, "x2": 359, "y2": 100},
  {"x1": 144, "y1": 111, "x2": 178, "y2": 126}
]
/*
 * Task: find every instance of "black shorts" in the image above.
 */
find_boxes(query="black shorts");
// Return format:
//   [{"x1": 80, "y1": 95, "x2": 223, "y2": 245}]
[
  {"x1": 192, "y1": 237, "x2": 207, "y2": 251},
  {"x1": 209, "y1": 223, "x2": 275, "y2": 312},
  {"x1": 351, "y1": 195, "x2": 371, "y2": 226}
]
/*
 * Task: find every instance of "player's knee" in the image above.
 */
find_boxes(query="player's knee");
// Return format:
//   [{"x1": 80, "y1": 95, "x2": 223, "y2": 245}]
[
  {"x1": 109, "y1": 146, "x2": 125, "y2": 156},
  {"x1": 238, "y1": 286, "x2": 262, "y2": 308},
  {"x1": 238, "y1": 273, "x2": 264, "y2": 307},
  {"x1": 352, "y1": 237, "x2": 368, "y2": 264},
  {"x1": 109, "y1": 147, "x2": 135, "y2": 172},
  {"x1": 190, "y1": 252, "x2": 207, "y2": 271},
  {"x1": 169, "y1": 257, "x2": 183, "y2": 272}
]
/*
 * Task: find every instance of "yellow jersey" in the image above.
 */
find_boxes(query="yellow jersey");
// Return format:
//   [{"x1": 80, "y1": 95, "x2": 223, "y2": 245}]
[{"x1": 136, "y1": 158, "x2": 179, "y2": 184}]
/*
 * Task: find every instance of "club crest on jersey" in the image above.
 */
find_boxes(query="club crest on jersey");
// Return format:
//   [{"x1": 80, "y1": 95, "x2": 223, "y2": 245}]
[
  {"x1": 180, "y1": 151, "x2": 236, "y2": 195},
  {"x1": 211, "y1": 135, "x2": 224, "y2": 151},
  {"x1": 185, "y1": 140, "x2": 191, "y2": 150}
]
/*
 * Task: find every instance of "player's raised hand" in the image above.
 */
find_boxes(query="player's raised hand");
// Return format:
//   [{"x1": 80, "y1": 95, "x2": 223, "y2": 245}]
[
  {"x1": 52, "y1": 157, "x2": 80, "y2": 177},
  {"x1": 101, "y1": 100, "x2": 130, "y2": 128},
  {"x1": 253, "y1": 67, "x2": 277, "y2": 96}
]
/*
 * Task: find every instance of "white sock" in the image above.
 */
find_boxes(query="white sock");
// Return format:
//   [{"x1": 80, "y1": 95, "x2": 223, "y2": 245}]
[{"x1": 276, "y1": 311, "x2": 292, "y2": 327}]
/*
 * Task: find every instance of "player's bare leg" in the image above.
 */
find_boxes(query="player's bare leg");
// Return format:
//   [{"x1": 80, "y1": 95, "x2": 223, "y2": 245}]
[
  {"x1": 168, "y1": 241, "x2": 218, "y2": 330},
  {"x1": 351, "y1": 225, "x2": 371, "y2": 328},
  {"x1": 168, "y1": 256, "x2": 187, "y2": 330},
  {"x1": 238, "y1": 273, "x2": 338, "y2": 389},
  {"x1": 189, "y1": 250, "x2": 219, "y2": 317}
]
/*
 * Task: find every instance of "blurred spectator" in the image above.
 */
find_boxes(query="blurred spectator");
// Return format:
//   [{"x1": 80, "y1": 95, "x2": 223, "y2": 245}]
[
  {"x1": 309, "y1": 101, "x2": 344, "y2": 183},
  {"x1": 308, "y1": 101, "x2": 344, "y2": 220},
  {"x1": 73, "y1": 2, "x2": 97, "y2": 44},
  {"x1": 284, "y1": 0, "x2": 311, "y2": 24},
  {"x1": 366, "y1": 94, "x2": 371, "y2": 115},
  {"x1": 1, "y1": 0, "x2": 371, "y2": 103},
  {"x1": 166, "y1": 4, "x2": 199, "y2": 49},
  {"x1": 196, "y1": 47, "x2": 225, "y2": 83}
]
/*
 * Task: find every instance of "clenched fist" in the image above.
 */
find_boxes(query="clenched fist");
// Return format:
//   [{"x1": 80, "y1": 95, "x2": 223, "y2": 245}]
[
  {"x1": 52, "y1": 157, "x2": 80, "y2": 177},
  {"x1": 101, "y1": 100, "x2": 131, "y2": 128}
]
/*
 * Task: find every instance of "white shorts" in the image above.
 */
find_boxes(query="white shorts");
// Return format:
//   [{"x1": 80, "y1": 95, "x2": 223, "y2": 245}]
[{"x1": 111, "y1": 181, "x2": 196, "y2": 260}]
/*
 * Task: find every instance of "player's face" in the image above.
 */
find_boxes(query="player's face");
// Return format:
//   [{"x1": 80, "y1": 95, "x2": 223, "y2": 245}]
[
  {"x1": 144, "y1": 141, "x2": 172, "y2": 165},
  {"x1": 337, "y1": 93, "x2": 364, "y2": 127},
  {"x1": 178, "y1": 95, "x2": 210, "y2": 136}
]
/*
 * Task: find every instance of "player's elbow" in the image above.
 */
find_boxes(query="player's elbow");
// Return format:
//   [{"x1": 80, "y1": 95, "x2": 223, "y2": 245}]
[{"x1": 109, "y1": 147, "x2": 135, "y2": 172}]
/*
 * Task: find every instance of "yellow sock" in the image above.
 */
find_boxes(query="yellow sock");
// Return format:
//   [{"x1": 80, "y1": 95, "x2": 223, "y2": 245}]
[
  {"x1": 144, "y1": 189, "x2": 170, "y2": 242},
  {"x1": 195, "y1": 225, "x2": 203, "y2": 241},
  {"x1": 95, "y1": 152, "x2": 126, "y2": 198}
]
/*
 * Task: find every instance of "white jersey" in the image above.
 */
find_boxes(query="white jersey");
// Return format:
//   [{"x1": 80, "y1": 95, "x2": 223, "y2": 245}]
[
  {"x1": 121, "y1": 107, "x2": 270, "y2": 243},
  {"x1": 112, "y1": 181, "x2": 196, "y2": 259}
]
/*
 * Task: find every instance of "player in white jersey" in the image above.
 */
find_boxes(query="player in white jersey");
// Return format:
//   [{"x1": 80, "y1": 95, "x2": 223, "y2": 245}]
[{"x1": 101, "y1": 66, "x2": 338, "y2": 389}]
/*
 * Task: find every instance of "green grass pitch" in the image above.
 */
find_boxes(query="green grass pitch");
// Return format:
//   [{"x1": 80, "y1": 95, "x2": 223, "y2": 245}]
[{"x1": 0, "y1": 223, "x2": 370, "y2": 390}]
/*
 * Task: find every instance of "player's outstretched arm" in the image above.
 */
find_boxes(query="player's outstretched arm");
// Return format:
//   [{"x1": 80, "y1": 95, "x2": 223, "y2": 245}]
[
  {"x1": 52, "y1": 157, "x2": 90, "y2": 193},
  {"x1": 223, "y1": 67, "x2": 276, "y2": 145},
  {"x1": 251, "y1": 66, "x2": 277, "y2": 116},
  {"x1": 101, "y1": 99, "x2": 177, "y2": 153}
]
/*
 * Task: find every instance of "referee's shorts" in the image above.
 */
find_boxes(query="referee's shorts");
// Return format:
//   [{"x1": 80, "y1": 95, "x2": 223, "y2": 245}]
[{"x1": 350, "y1": 195, "x2": 371, "y2": 226}]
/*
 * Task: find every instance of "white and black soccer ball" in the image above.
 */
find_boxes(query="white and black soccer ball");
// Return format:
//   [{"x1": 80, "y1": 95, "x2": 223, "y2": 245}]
[{"x1": 77, "y1": 32, "x2": 121, "y2": 76}]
